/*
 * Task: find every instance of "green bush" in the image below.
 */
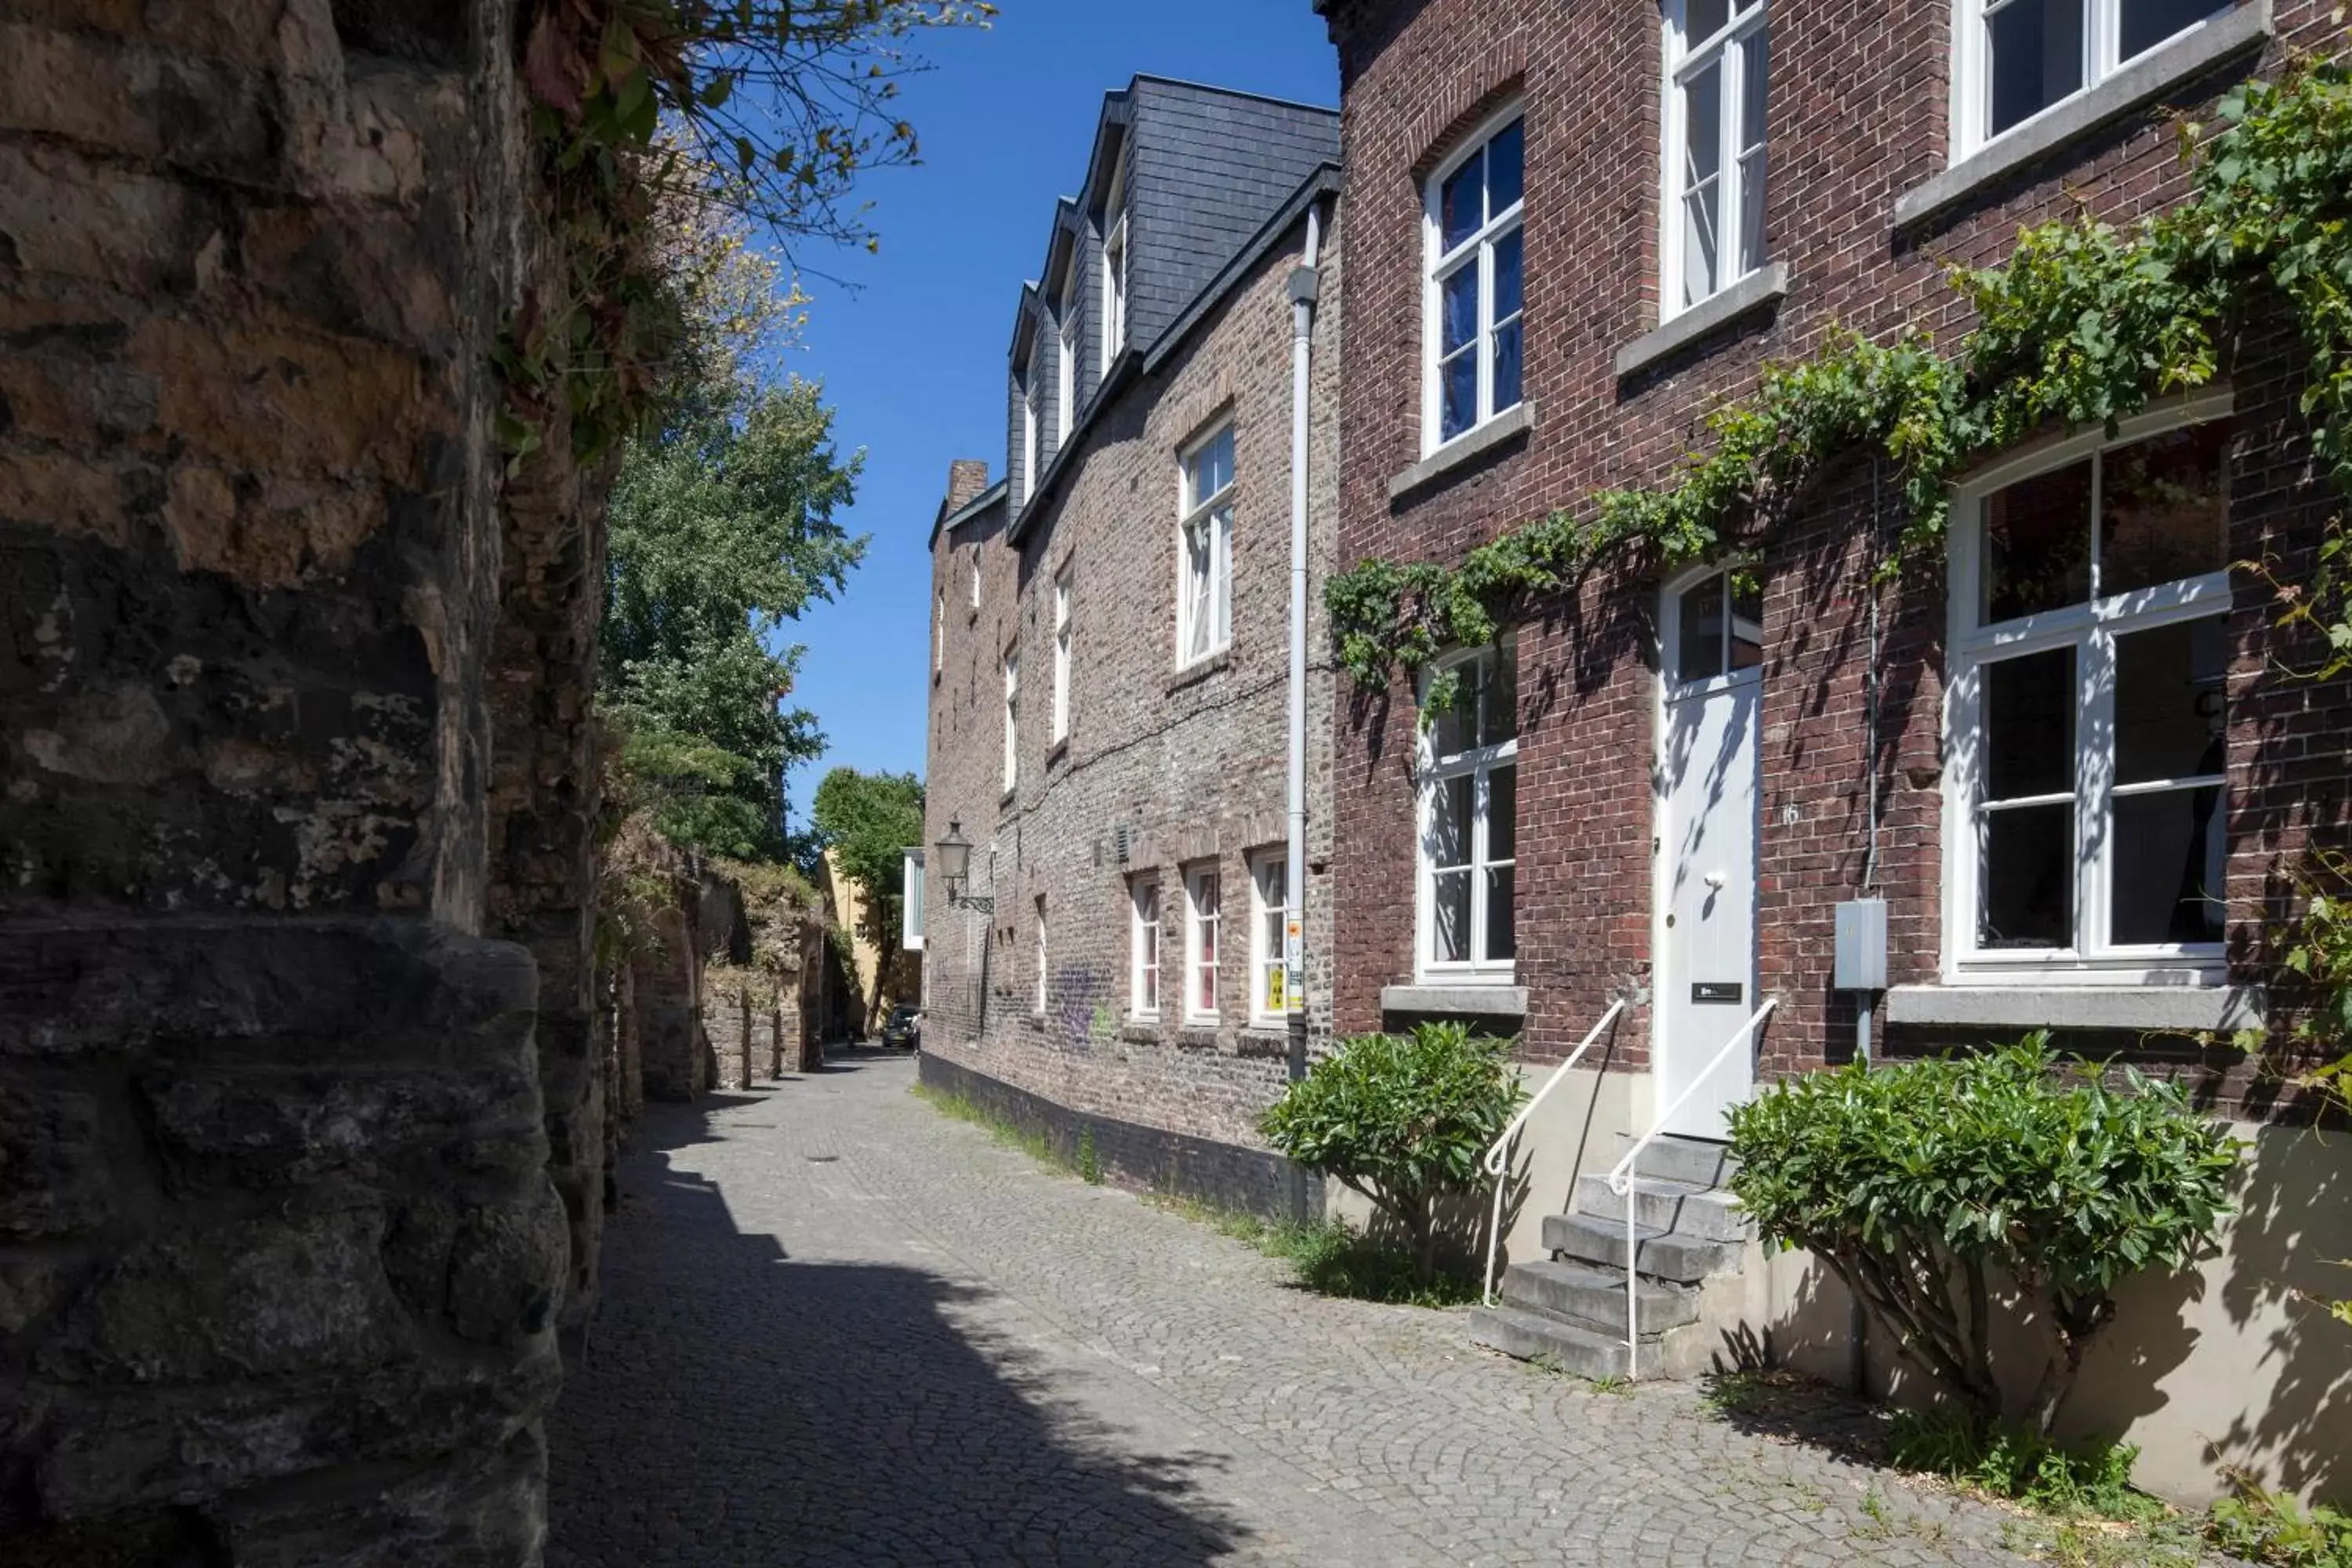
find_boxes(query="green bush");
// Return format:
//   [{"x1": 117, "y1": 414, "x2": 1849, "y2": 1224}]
[
  {"x1": 1258, "y1": 1022, "x2": 1524, "y2": 1282},
  {"x1": 1726, "y1": 1037, "x2": 2238, "y2": 1432}
]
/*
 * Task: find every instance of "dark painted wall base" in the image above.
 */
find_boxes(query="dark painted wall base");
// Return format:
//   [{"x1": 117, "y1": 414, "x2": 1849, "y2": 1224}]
[{"x1": 917, "y1": 1052, "x2": 1323, "y2": 1223}]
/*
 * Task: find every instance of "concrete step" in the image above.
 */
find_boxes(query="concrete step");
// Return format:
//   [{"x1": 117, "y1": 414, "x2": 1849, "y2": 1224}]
[
  {"x1": 1544, "y1": 1210, "x2": 1744, "y2": 1284},
  {"x1": 1468, "y1": 1305, "x2": 1656, "y2": 1380},
  {"x1": 1573, "y1": 1172, "x2": 1751, "y2": 1243},
  {"x1": 1612, "y1": 1132, "x2": 1739, "y2": 1189},
  {"x1": 1500, "y1": 1258, "x2": 1697, "y2": 1337}
]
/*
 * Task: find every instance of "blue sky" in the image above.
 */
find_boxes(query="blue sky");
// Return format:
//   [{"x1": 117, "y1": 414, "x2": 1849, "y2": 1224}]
[{"x1": 772, "y1": 2, "x2": 1338, "y2": 831}]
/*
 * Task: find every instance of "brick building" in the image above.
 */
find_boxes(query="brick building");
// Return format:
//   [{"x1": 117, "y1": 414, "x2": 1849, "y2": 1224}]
[
  {"x1": 1316, "y1": 0, "x2": 2347, "y2": 1504},
  {"x1": 920, "y1": 78, "x2": 1344, "y2": 1213}
]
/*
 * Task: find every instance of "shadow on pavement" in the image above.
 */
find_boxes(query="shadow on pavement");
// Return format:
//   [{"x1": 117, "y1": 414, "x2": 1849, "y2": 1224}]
[{"x1": 546, "y1": 1101, "x2": 1250, "y2": 1566}]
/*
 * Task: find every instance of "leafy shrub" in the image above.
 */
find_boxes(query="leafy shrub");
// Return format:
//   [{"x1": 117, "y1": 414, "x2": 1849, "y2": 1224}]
[
  {"x1": 1889, "y1": 1407, "x2": 2154, "y2": 1520},
  {"x1": 1259, "y1": 1022, "x2": 1524, "y2": 1282},
  {"x1": 1726, "y1": 1037, "x2": 2239, "y2": 1432},
  {"x1": 2208, "y1": 1484, "x2": 2352, "y2": 1567}
]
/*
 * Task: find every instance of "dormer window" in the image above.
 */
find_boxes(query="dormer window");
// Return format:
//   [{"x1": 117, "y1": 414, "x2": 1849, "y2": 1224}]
[
  {"x1": 1020, "y1": 370, "x2": 1041, "y2": 507},
  {"x1": 1102, "y1": 162, "x2": 1129, "y2": 374},
  {"x1": 1057, "y1": 269, "x2": 1079, "y2": 447}
]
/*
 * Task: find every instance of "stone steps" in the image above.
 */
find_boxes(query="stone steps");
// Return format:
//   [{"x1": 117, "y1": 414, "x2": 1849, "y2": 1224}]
[
  {"x1": 1479, "y1": 1135, "x2": 1751, "y2": 1384},
  {"x1": 1541, "y1": 1210, "x2": 1744, "y2": 1285},
  {"x1": 1611, "y1": 1131, "x2": 1739, "y2": 1189},
  {"x1": 1572, "y1": 1171, "x2": 1751, "y2": 1243},
  {"x1": 1468, "y1": 1305, "x2": 1660, "y2": 1380},
  {"x1": 1500, "y1": 1258, "x2": 1697, "y2": 1337}
]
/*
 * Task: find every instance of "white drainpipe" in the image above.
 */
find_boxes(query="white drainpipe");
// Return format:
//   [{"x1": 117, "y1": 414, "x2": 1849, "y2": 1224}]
[{"x1": 1284, "y1": 200, "x2": 1323, "y2": 1097}]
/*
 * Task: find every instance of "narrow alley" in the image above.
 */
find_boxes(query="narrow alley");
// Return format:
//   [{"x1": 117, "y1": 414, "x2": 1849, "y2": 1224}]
[{"x1": 546, "y1": 1054, "x2": 2044, "y2": 1567}]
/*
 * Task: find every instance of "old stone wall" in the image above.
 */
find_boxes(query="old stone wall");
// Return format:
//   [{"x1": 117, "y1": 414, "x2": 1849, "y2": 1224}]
[
  {"x1": 922, "y1": 198, "x2": 1344, "y2": 1210},
  {"x1": 0, "y1": 0, "x2": 608, "y2": 1558}
]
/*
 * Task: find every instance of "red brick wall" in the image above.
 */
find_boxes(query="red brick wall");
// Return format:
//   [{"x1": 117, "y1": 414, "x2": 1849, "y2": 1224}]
[{"x1": 1321, "y1": 0, "x2": 2347, "y2": 1109}]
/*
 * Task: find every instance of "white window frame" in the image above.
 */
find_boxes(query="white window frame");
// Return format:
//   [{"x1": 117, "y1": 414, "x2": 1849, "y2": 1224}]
[
  {"x1": 968, "y1": 547, "x2": 980, "y2": 610},
  {"x1": 1659, "y1": 0, "x2": 1769, "y2": 319},
  {"x1": 1247, "y1": 850, "x2": 1290, "y2": 1026},
  {"x1": 1130, "y1": 877, "x2": 1160, "y2": 1019},
  {"x1": 933, "y1": 589, "x2": 945, "y2": 674},
  {"x1": 1002, "y1": 645, "x2": 1019, "y2": 794},
  {"x1": 1019, "y1": 373, "x2": 1040, "y2": 508},
  {"x1": 1951, "y1": 0, "x2": 2234, "y2": 162},
  {"x1": 1057, "y1": 269, "x2": 1079, "y2": 446},
  {"x1": 1940, "y1": 391, "x2": 2234, "y2": 987},
  {"x1": 1421, "y1": 101, "x2": 1526, "y2": 458},
  {"x1": 1101, "y1": 185, "x2": 1128, "y2": 376},
  {"x1": 1176, "y1": 423, "x2": 1235, "y2": 667},
  {"x1": 1183, "y1": 862, "x2": 1221, "y2": 1025},
  {"x1": 1051, "y1": 565, "x2": 1073, "y2": 745},
  {"x1": 1417, "y1": 635, "x2": 1519, "y2": 982},
  {"x1": 1034, "y1": 895, "x2": 1049, "y2": 1014}
]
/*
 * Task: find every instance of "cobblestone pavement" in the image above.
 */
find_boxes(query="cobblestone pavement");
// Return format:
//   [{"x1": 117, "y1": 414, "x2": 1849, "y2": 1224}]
[{"x1": 546, "y1": 1051, "x2": 2050, "y2": 1567}]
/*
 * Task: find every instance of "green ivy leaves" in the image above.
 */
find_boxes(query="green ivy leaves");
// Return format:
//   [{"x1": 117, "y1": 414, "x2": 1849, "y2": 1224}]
[{"x1": 1325, "y1": 56, "x2": 2352, "y2": 704}]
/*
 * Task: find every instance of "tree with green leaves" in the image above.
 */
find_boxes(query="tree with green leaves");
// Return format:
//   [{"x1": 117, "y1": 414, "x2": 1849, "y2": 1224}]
[
  {"x1": 597, "y1": 180, "x2": 866, "y2": 860},
  {"x1": 807, "y1": 767, "x2": 925, "y2": 1029}
]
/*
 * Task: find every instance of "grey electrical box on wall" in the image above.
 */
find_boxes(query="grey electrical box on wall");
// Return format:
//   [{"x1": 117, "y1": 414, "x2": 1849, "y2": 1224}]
[{"x1": 1834, "y1": 898, "x2": 1888, "y2": 991}]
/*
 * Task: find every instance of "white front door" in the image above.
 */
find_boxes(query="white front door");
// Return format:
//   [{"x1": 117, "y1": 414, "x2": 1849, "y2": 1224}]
[{"x1": 1656, "y1": 568, "x2": 1764, "y2": 1141}]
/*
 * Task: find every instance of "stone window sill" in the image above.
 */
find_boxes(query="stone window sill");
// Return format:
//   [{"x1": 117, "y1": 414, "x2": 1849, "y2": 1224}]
[
  {"x1": 1381, "y1": 983, "x2": 1528, "y2": 1019},
  {"x1": 1235, "y1": 1029, "x2": 1294, "y2": 1059},
  {"x1": 1884, "y1": 982, "x2": 2263, "y2": 1033},
  {"x1": 1614, "y1": 263, "x2": 1789, "y2": 380},
  {"x1": 1167, "y1": 650, "x2": 1232, "y2": 694},
  {"x1": 1386, "y1": 401, "x2": 1537, "y2": 503},
  {"x1": 1171, "y1": 1025, "x2": 1220, "y2": 1051},
  {"x1": 1118, "y1": 1020, "x2": 1160, "y2": 1045},
  {"x1": 1047, "y1": 736, "x2": 1069, "y2": 767},
  {"x1": 1893, "y1": 0, "x2": 2272, "y2": 232}
]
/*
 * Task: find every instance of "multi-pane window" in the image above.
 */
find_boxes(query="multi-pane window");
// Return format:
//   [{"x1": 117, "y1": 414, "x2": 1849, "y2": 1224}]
[
  {"x1": 1420, "y1": 636, "x2": 1519, "y2": 978},
  {"x1": 1249, "y1": 851, "x2": 1290, "y2": 1025},
  {"x1": 1131, "y1": 879, "x2": 1160, "y2": 1018},
  {"x1": 1663, "y1": 0, "x2": 1769, "y2": 315},
  {"x1": 1102, "y1": 209, "x2": 1128, "y2": 374},
  {"x1": 1002, "y1": 647, "x2": 1019, "y2": 793},
  {"x1": 1957, "y1": 0, "x2": 2231, "y2": 153},
  {"x1": 934, "y1": 589, "x2": 945, "y2": 674},
  {"x1": 1035, "y1": 896, "x2": 1049, "y2": 1014},
  {"x1": 1051, "y1": 567, "x2": 1073, "y2": 744},
  {"x1": 1178, "y1": 426, "x2": 1235, "y2": 665},
  {"x1": 1425, "y1": 108, "x2": 1525, "y2": 450},
  {"x1": 1185, "y1": 863, "x2": 1221, "y2": 1023},
  {"x1": 968, "y1": 547, "x2": 980, "y2": 609},
  {"x1": 1946, "y1": 407, "x2": 2232, "y2": 978}
]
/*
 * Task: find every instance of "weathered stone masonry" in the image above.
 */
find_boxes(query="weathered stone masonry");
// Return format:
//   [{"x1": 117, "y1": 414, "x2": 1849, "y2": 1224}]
[{"x1": 1, "y1": 1, "x2": 609, "y2": 1559}]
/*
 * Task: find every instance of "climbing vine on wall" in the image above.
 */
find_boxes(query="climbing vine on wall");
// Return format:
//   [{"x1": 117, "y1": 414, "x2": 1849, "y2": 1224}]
[
  {"x1": 1327, "y1": 53, "x2": 2352, "y2": 1087},
  {"x1": 1327, "y1": 56, "x2": 2352, "y2": 706},
  {"x1": 497, "y1": 1, "x2": 996, "y2": 465}
]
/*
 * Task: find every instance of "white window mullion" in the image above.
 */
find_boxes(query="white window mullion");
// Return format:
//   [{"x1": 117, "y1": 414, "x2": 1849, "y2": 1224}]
[{"x1": 1720, "y1": 24, "x2": 1743, "y2": 299}]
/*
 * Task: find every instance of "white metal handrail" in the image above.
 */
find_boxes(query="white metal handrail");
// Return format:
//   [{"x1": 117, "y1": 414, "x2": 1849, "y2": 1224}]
[
  {"x1": 1604, "y1": 996, "x2": 1777, "y2": 1380},
  {"x1": 1480, "y1": 998, "x2": 1627, "y2": 1306}
]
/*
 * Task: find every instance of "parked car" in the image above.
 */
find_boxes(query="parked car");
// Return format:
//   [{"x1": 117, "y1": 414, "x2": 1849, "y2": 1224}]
[{"x1": 880, "y1": 1005, "x2": 921, "y2": 1050}]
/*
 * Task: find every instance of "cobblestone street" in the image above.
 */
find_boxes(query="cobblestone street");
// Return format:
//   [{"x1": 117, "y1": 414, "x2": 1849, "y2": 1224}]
[{"x1": 546, "y1": 1051, "x2": 2048, "y2": 1566}]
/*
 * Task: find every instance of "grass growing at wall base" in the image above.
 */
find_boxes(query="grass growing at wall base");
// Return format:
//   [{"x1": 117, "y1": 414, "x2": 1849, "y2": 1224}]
[
  {"x1": 1146, "y1": 1196, "x2": 1484, "y2": 1310},
  {"x1": 909, "y1": 1083, "x2": 1073, "y2": 1172},
  {"x1": 905, "y1": 1083, "x2": 1480, "y2": 1307}
]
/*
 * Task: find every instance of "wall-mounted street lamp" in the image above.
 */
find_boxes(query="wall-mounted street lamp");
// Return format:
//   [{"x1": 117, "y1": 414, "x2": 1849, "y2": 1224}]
[{"x1": 932, "y1": 819, "x2": 993, "y2": 914}]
